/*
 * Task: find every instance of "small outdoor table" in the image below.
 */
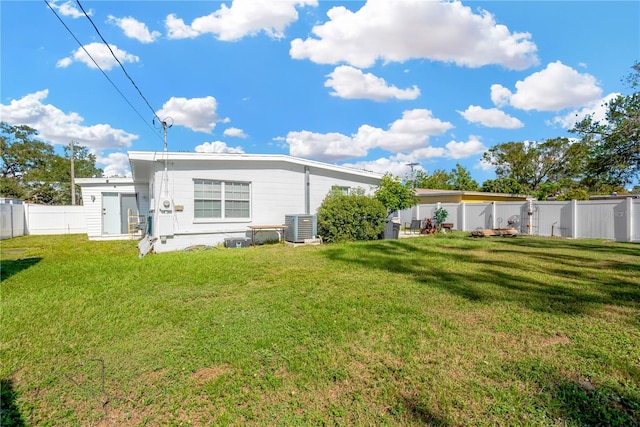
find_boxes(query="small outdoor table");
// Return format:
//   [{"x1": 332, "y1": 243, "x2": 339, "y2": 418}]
[{"x1": 248, "y1": 225, "x2": 288, "y2": 246}]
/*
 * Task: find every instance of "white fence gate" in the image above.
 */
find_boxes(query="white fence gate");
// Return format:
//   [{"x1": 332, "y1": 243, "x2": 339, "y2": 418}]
[{"x1": 401, "y1": 198, "x2": 639, "y2": 242}]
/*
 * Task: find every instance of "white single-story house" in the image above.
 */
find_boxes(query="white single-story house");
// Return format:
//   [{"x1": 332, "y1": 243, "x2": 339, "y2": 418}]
[{"x1": 77, "y1": 151, "x2": 383, "y2": 254}]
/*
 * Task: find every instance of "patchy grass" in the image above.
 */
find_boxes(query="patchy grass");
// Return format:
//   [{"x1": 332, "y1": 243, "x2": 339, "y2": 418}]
[{"x1": 1, "y1": 234, "x2": 639, "y2": 426}]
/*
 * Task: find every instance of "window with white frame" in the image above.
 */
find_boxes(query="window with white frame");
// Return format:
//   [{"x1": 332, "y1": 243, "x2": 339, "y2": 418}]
[
  {"x1": 332, "y1": 185, "x2": 350, "y2": 195},
  {"x1": 194, "y1": 180, "x2": 250, "y2": 219}
]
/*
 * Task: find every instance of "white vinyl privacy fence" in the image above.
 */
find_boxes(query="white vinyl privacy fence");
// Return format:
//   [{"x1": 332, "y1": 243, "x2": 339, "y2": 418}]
[
  {"x1": 1, "y1": 200, "x2": 86, "y2": 240},
  {"x1": 0, "y1": 199, "x2": 25, "y2": 240},
  {"x1": 400, "y1": 198, "x2": 639, "y2": 242}
]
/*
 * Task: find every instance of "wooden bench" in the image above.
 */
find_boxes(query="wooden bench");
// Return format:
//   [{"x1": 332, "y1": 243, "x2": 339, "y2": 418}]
[{"x1": 441, "y1": 223, "x2": 454, "y2": 231}]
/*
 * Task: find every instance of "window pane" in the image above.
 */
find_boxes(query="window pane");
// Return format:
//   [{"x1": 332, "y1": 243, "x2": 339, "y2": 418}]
[
  {"x1": 194, "y1": 200, "x2": 221, "y2": 218},
  {"x1": 195, "y1": 180, "x2": 221, "y2": 199},
  {"x1": 225, "y1": 200, "x2": 250, "y2": 218},
  {"x1": 226, "y1": 182, "x2": 249, "y2": 200}
]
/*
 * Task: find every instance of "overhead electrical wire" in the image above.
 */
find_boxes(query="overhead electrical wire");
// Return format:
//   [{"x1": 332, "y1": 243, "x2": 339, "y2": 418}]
[
  {"x1": 44, "y1": 0, "x2": 163, "y2": 142},
  {"x1": 75, "y1": 0, "x2": 163, "y2": 126}
]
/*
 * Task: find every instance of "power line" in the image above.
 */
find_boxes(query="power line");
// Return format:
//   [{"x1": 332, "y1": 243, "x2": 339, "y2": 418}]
[
  {"x1": 44, "y1": 0, "x2": 162, "y2": 142},
  {"x1": 75, "y1": 0, "x2": 162, "y2": 125}
]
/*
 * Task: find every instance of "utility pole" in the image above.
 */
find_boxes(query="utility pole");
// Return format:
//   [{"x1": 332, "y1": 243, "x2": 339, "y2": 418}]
[
  {"x1": 406, "y1": 162, "x2": 419, "y2": 189},
  {"x1": 70, "y1": 140, "x2": 76, "y2": 205}
]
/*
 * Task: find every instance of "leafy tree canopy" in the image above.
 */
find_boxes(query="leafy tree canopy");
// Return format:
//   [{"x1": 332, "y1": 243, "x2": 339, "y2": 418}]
[
  {"x1": 413, "y1": 163, "x2": 479, "y2": 191},
  {"x1": 480, "y1": 176, "x2": 528, "y2": 195},
  {"x1": 481, "y1": 137, "x2": 588, "y2": 196},
  {"x1": 0, "y1": 122, "x2": 103, "y2": 204},
  {"x1": 374, "y1": 174, "x2": 416, "y2": 215},
  {"x1": 571, "y1": 62, "x2": 639, "y2": 188}
]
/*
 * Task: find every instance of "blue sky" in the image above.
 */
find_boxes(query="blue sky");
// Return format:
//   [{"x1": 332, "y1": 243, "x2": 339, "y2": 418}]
[{"x1": 1, "y1": 1, "x2": 638, "y2": 186}]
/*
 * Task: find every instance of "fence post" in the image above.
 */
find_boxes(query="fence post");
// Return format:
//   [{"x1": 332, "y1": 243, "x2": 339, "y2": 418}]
[
  {"x1": 627, "y1": 197, "x2": 633, "y2": 242},
  {"x1": 571, "y1": 199, "x2": 578, "y2": 238},
  {"x1": 461, "y1": 202, "x2": 466, "y2": 231},
  {"x1": 24, "y1": 203, "x2": 29, "y2": 236},
  {"x1": 491, "y1": 202, "x2": 496, "y2": 229}
]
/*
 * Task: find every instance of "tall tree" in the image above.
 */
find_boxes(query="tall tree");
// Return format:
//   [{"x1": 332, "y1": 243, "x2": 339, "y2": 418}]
[
  {"x1": 1, "y1": 123, "x2": 55, "y2": 199},
  {"x1": 414, "y1": 169, "x2": 451, "y2": 190},
  {"x1": 449, "y1": 163, "x2": 479, "y2": 191},
  {"x1": 480, "y1": 177, "x2": 528, "y2": 195},
  {"x1": 482, "y1": 137, "x2": 587, "y2": 195},
  {"x1": 414, "y1": 164, "x2": 478, "y2": 191},
  {"x1": 571, "y1": 62, "x2": 639, "y2": 189},
  {"x1": 0, "y1": 122, "x2": 103, "y2": 204}
]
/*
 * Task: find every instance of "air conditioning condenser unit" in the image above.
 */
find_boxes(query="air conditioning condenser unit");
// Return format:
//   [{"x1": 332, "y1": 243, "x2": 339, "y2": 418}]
[{"x1": 285, "y1": 214, "x2": 317, "y2": 243}]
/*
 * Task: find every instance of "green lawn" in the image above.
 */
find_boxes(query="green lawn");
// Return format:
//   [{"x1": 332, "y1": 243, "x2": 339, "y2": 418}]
[{"x1": 1, "y1": 234, "x2": 639, "y2": 426}]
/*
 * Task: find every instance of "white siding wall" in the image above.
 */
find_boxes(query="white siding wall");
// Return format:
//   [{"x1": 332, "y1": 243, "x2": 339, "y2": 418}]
[
  {"x1": 80, "y1": 181, "x2": 149, "y2": 239},
  {"x1": 150, "y1": 160, "x2": 381, "y2": 252}
]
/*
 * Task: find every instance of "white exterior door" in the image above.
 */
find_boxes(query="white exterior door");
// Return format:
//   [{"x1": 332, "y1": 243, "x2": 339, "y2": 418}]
[{"x1": 102, "y1": 192, "x2": 120, "y2": 234}]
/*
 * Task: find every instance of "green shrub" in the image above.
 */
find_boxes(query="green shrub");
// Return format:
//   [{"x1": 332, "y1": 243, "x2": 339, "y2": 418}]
[
  {"x1": 433, "y1": 207, "x2": 449, "y2": 230},
  {"x1": 317, "y1": 189, "x2": 387, "y2": 243}
]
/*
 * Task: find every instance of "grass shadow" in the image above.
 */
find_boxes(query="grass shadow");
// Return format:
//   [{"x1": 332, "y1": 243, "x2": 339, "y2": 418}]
[
  {"x1": 395, "y1": 394, "x2": 451, "y2": 426},
  {"x1": 320, "y1": 236, "x2": 640, "y2": 316},
  {"x1": 506, "y1": 359, "x2": 640, "y2": 426},
  {"x1": 551, "y1": 380, "x2": 640, "y2": 426},
  {"x1": 0, "y1": 378, "x2": 26, "y2": 427},
  {"x1": 0, "y1": 258, "x2": 42, "y2": 282}
]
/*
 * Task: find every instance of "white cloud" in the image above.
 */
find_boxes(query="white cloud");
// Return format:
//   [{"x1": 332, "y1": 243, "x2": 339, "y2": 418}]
[
  {"x1": 165, "y1": 14, "x2": 200, "y2": 39},
  {"x1": 551, "y1": 92, "x2": 620, "y2": 129},
  {"x1": 50, "y1": 0, "x2": 88, "y2": 19},
  {"x1": 459, "y1": 105, "x2": 523, "y2": 129},
  {"x1": 156, "y1": 96, "x2": 222, "y2": 133},
  {"x1": 405, "y1": 146, "x2": 448, "y2": 160},
  {"x1": 290, "y1": 0, "x2": 538, "y2": 70},
  {"x1": 0, "y1": 90, "x2": 138, "y2": 151},
  {"x1": 490, "y1": 84, "x2": 512, "y2": 107},
  {"x1": 108, "y1": 15, "x2": 161, "y2": 43},
  {"x1": 325, "y1": 65, "x2": 420, "y2": 101},
  {"x1": 285, "y1": 108, "x2": 452, "y2": 162},
  {"x1": 166, "y1": 0, "x2": 317, "y2": 41},
  {"x1": 340, "y1": 148, "x2": 450, "y2": 177},
  {"x1": 475, "y1": 157, "x2": 495, "y2": 172},
  {"x1": 340, "y1": 157, "x2": 413, "y2": 177},
  {"x1": 223, "y1": 127, "x2": 248, "y2": 138},
  {"x1": 445, "y1": 136, "x2": 487, "y2": 159},
  {"x1": 56, "y1": 42, "x2": 139, "y2": 70},
  {"x1": 492, "y1": 61, "x2": 603, "y2": 112},
  {"x1": 286, "y1": 130, "x2": 366, "y2": 162},
  {"x1": 194, "y1": 141, "x2": 245, "y2": 153},
  {"x1": 97, "y1": 152, "x2": 131, "y2": 177}
]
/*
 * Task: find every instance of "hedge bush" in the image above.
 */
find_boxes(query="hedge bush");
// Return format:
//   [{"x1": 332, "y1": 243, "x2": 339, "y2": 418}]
[{"x1": 317, "y1": 190, "x2": 387, "y2": 243}]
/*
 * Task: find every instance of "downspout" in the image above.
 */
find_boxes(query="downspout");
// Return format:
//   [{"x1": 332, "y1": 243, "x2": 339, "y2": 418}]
[{"x1": 304, "y1": 166, "x2": 310, "y2": 215}]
